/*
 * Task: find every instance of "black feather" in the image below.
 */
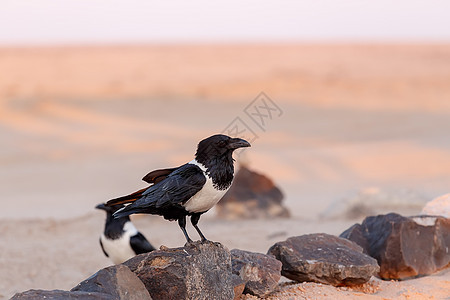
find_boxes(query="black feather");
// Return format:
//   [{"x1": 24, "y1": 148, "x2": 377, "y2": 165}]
[
  {"x1": 113, "y1": 163, "x2": 206, "y2": 220},
  {"x1": 130, "y1": 232, "x2": 156, "y2": 254}
]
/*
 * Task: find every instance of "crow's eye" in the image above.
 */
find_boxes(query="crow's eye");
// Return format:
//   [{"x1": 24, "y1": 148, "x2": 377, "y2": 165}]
[{"x1": 218, "y1": 140, "x2": 226, "y2": 147}]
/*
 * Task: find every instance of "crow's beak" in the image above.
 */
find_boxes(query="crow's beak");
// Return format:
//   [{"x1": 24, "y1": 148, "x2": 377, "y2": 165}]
[
  {"x1": 95, "y1": 203, "x2": 108, "y2": 211},
  {"x1": 227, "y1": 138, "x2": 251, "y2": 150}
]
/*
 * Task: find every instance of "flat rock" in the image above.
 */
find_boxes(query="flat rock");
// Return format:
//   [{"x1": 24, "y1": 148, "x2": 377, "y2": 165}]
[
  {"x1": 124, "y1": 241, "x2": 234, "y2": 300},
  {"x1": 71, "y1": 264, "x2": 151, "y2": 300},
  {"x1": 340, "y1": 213, "x2": 450, "y2": 279},
  {"x1": 268, "y1": 233, "x2": 379, "y2": 286},
  {"x1": 11, "y1": 289, "x2": 111, "y2": 299},
  {"x1": 216, "y1": 166, "x2": 290, "y2": 219},
  {"x1": 231, "y1": 249, "x2": 282, "y2": 297}
]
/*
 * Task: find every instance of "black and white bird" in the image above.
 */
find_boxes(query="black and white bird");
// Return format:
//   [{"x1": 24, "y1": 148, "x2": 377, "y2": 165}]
[
  {"x1": 96, "y1": 203, "x2": 155, "y2": 264},
  {"x1": 106, "y1": 134, "x2": 251, "y2": 244}
]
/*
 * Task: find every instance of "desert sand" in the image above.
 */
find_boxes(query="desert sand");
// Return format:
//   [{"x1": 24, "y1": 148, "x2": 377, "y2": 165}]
[{"x1": 1, "y1": 44, "x2": 450, "y2": 299}]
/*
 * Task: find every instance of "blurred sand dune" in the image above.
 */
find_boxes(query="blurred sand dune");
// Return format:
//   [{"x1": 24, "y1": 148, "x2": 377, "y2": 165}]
[{"x1": 1, "y1": 44, "x2": 450, "y2": 110}]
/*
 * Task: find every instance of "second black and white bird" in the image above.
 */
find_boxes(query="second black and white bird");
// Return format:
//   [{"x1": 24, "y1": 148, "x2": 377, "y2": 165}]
[
  {"x1": 96, "y1": 203, "x2": 155, "y2": 264},
  {"x1": 106, "y1": 134, "x2": 251, "y2": 244}
]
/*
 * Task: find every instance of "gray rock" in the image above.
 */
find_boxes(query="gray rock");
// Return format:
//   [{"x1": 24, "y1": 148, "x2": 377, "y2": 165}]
[
  {"x1": 71, "y1": 264, "x2": 151, "y2": 300},
  {"x1": 216, "y1": 166, "x2": 290, "y2": 219},
  {"x1": 340, "y1": 213, "x2": 450, "y2": 279},
  {"x1": 11, "y1": 289, "x2": 111, "y2": 300},
  {"x1": 268, "y1": 233, "x2": 379, "y2": 286},
  {"x1": 124, "y1": 241, "x2": 234, "y2": 300},
  {"x1": 231, "y1": 249, "x2": 281, "y2": 297}
]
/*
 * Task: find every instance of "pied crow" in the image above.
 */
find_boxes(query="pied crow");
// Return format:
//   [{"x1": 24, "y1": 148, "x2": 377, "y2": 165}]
[
  {"x1": 96, "y1": 203, "x2": 155, "y2": 264},
  {"x1": 106, "y1": 134, "x2": 250, "y2": 244}
]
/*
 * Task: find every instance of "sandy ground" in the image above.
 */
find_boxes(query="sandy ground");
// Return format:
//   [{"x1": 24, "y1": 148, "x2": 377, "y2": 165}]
[{"x1": 1, "y1": 44, "x2": 450, "y2": 298}]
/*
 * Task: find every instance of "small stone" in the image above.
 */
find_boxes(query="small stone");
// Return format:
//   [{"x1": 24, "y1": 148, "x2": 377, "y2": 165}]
[
  {"x1": 268, "y1": 233, "x2": 379, "y2": 286},
  {"x1": 231, "y1": 249, "x2": 282, "y2": 297},
  {"x1": 71, "y1": 264, "x2": 151, "y2": 300}
]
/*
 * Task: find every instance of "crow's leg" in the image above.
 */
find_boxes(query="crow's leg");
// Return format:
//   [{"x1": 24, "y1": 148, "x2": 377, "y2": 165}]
[
  {"x1": 178, "y1": 216, "x2": 193, "y2": 243},
  {"x1": 191, "y1": 213, "x2": 208, "y2": 242}
]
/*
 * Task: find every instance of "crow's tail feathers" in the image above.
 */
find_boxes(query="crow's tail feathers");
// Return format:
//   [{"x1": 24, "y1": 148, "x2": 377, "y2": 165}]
[
  {"x1": 112, "y1": 205, "x2": 141, "y2": 219},
  {"x1": 106, "y1": 187, "x2": 147, "y2": 207}
]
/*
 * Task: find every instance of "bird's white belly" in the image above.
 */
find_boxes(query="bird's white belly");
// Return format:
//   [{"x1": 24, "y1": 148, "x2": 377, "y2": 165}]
[
  {"x1": 183, "y1": 176, "x2": 228, "y2": 213},
  {"x1": 100, "y1": 222, "x2": 137, "y2": 264}
]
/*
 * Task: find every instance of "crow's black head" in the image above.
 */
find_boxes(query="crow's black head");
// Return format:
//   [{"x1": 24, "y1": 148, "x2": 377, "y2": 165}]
[{"x1": 195, "y1": 134, "x2": 250, "y2": 162}]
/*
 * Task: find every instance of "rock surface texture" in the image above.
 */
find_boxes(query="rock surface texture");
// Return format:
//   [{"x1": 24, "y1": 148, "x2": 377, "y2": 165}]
[
  {"x1": 11, "y1": 289, "x2": 112, "y2": 300},
  {"x1": 268, "y1": 233, "x2": 379, "y2": 286},
  {"x1": 124, "y1": 241, "x2": 234, "y2": 300},
  {"x1": 71, "y1": 264, "x2": 151, "y2": 300},
  {"x1": 231, "y1": 249, "x2": 282, "y2": 297},
  {"x1": 340, "y1": 213, "x2": 450, "y2": 279},
  {"x1": 216, "y1": 166, "x2": 289, "y2": 219},
  {"x1": 231, "y1": 274, "x2": 246, "y2": 300}
]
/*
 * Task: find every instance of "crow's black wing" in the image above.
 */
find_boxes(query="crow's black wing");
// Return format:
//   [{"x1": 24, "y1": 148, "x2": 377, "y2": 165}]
[
  {"x1": 142, "y1": 167, "x2": 180, "y2": 184},
  {"x1": 114, "y1": 164, "x2": 206, "y2": 218},
  {"x1": 130, "y1": 232, "x2": 156, "y2": 254},
  {"x1": 106, "y1": 166, "x2": 181, "y2": 207}
]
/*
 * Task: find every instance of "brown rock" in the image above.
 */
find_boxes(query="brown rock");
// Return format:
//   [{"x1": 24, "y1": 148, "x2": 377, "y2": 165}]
[
  {"x1": 71, "y1": 264, "x2": 151, "y2": 300},
  {"x1": 124, "y1": 241, "x2": 234, "y2": 300},
  {"x1": 11, "y1": 289, "x2": 111, "y2": 300},
  {"x1": 216, "y1": 166, "x2": 289, "y2": 219},
  {"x1": 268, "y1": 233, "x2": 379, "y2": 286},
  {"x1": 231, "y1": 249, "x2": 281, "y2": 297},
  {"x1": 340, "y1": 213, "x2": 450, "y2": 279}
]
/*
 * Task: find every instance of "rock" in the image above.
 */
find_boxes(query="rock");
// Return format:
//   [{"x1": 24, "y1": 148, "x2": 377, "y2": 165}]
[
  {"x1": 71, "y1": 264, "x2": 151, "y2": 300},
  {"x1": 268, "y1": 233, "x2": 379, "y2": 286},
  {"x1": 216, "y1": 166, "x2": 289, "y2": 219},
  {"x1": 231, "y1": 274, "x2": 246, "y2": 300},
  {"x1": 340, "y1": 213, "x2": 450, "y2": 280},
  {"x1": 11, "y1": 289, "x2": 111, "y2": 299},
  {"x1": 231, "y1": 249, "x2": 282, "y2": 297},
  {"x1": 124, "y1": 241, "x2": 234, "y2": 300},
  {"x1": 421, "y1": 193, "x2": 450, "y2": 218},
  {"x1": 320, "y1": 187, "x2": 429, "y2": 220}
]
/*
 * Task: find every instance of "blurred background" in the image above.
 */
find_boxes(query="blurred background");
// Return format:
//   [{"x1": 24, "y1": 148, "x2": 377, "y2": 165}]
[
  {"x1": 1, "y1": 0, "x2": 450, "y2": 221},
  {"x1": 0, "y1": 0, "x2": 450, "y2": 218},
  {"x1": 2, "y1": 1, "x2": 450, "y2": 298}
]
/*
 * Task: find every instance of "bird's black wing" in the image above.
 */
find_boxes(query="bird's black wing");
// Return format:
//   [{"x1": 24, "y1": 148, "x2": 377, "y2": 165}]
[
  {"x1": 113, "y1": 163, "x2": 206, "y2": 218},
  {"x1": 99, "y1": 238, "x2": 109, "y2": 257},
  {"x1": 130, "y1": 232, "x2": 156, "y2": 254},
  {"x1": 106, "y1": 166, "x2": 181, "y2": 207},
  {"x1": 142, "y1": 167, "x2": 180, "y2": 184}
]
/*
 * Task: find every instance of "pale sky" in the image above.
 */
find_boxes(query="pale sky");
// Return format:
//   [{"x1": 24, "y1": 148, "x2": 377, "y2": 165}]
[{"x1": 0, "y1": 0, "x2": 449, "y2": 45}]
